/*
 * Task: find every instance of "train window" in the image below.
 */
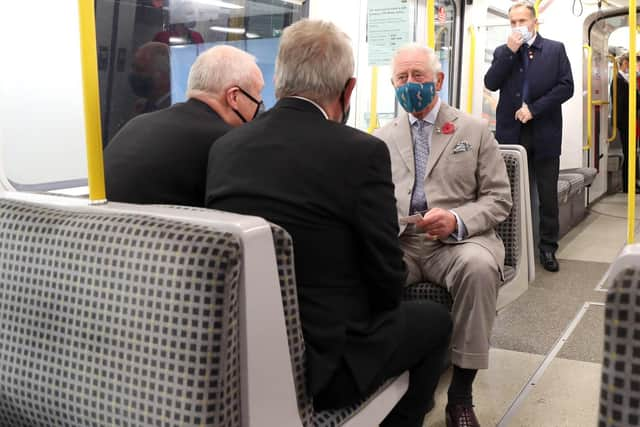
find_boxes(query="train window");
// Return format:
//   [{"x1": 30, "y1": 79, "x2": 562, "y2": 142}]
[
  {"x1": 355, "y1": 0, "x2": 458, "y2": 130},
  {"x1": 96, "y1": 0, "x2": 308, "y2": 146},
  {"x1": 481, "y1": 3, "x2": 512, "y2": 131},
  {"x1": 434, "y1": 0, "x2": 456, "y2": 106}
]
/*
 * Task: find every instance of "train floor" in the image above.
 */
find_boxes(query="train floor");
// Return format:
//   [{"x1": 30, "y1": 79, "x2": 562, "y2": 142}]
[{"x1": 423, "y1": 192, "x2": 640, "y2": 426}]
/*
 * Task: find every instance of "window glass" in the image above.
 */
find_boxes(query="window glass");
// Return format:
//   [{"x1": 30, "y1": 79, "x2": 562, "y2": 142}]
[
  {"x1": 97, "y1": 0, "x2": 308, "y2": 145},
  {"x1": 481, "y1": 5, "x2": 511, "y2": 131},
  {"x1": 434, "y1": 0, "x2": 456, "y2": 105},
  {"x1": 356, "y1": 0, "x2": 459, "y2": 131}
]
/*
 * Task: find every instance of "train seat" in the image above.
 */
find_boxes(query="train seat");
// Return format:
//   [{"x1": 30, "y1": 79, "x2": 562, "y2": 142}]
[
  {"x1": 0, "y1": 191, "x2": 408, "y2": 427},
  {"x1": 403, "y1": 145, "x2": 534, "y2": 311},
  {"x1": 607, "y1": 148, "x2": 624, "y2": 194},
  {"x1": 598, "y1": 244, "x2": 640, "y2": 427},
  {"x1": 557, "y1": 172, "x2": 585, "y2": 239}
]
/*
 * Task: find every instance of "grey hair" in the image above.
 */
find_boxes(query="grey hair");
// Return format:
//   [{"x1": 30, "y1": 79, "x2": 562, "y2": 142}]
[
  {"x1": 275, "y1": 19, "x2": 354, "y2": 104},
  {"x1": 186, "y1": 45, "x2": 258, "y2": 98},
  {"x1": 391, "y1": 43, "x2": 442, "y2": 76},
  {"x1": 508, "y1": 1, "x2": 537, "y2": 18}
]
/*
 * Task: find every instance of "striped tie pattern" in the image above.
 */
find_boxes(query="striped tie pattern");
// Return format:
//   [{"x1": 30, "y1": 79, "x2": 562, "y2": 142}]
[{"x1": 410, "y1": 119, "x2": 429, "y2": 213}]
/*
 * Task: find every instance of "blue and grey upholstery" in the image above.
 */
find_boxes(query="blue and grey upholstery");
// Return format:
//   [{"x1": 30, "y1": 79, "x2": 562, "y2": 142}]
[
  {"x1": 403, "y1": 146, "x2": 531, "y2": 311},
  {"x1": 0, "y1": 195, "x2": 242, "y2": 426},
  {"x1": 599, "y1": 244, "x2": 640, "y2": 427},
  {"x1": 0, "y1": 192, "x2": 408, "y2": 427},
  {"x1": 269, "y1": 224, "x2": 409, "y2": 427}
]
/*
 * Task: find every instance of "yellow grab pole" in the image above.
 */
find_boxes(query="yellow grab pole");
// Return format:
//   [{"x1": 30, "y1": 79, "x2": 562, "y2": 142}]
[
  {"x1": 583, "y1": 45, "x2": 592, "y2": 151},
  {"x1": 627, "y1": 0, "x2": 637, "y2": 244},
  {"x1": 608, "y1": 54, "x2": 618, "y2": 143},
  {"x1": 368, "y1": 67, "x2": 380, "y2": 133},
  {"x1": 427, "y1": 0, "x2": 435, "y2": 49},
  {"x1": 466, "y1": 26, "x2": 476, "y2": 114},
  {"x1": 534, "y1": 0, "x2": 542, "y2": 15},
  {"x1": 77, "y1": 0, "x2": 106, "y2": 203}
]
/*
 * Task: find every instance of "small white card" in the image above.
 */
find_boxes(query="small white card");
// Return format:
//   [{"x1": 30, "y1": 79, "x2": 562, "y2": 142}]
[{"x1": 398, "y1": 213, "x2": 424, "y2": 225}]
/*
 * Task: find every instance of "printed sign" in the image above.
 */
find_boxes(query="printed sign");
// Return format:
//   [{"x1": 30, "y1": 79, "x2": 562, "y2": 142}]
[{"x1": 367, "y1": 0, "x2": 411, "y2": 66}]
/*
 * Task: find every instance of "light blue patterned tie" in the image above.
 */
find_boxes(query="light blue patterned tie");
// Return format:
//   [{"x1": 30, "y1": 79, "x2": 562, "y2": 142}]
[{"x1": 410, "y1": 119, "x2": 429, "y2": 213}]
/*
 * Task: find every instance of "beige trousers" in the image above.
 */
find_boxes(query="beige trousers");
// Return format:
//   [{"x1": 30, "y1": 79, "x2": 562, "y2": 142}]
[{"x1": 400, "y1": 226, "x2": 501, "y2": 370}]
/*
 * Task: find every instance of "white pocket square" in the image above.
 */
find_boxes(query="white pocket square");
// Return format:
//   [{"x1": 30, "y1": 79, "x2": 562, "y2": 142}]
[{"x1": 453, "y1": 141, "x2": 472, "y2": 154}]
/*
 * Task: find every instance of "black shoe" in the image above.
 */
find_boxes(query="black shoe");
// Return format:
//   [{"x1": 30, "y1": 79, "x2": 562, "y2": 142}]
[
  {"x1": 540, "y1": 251, "x2": 559, "y2": 272},
  {"x1": 446, "y1": 404, "x2": 480, "y2": 427}
]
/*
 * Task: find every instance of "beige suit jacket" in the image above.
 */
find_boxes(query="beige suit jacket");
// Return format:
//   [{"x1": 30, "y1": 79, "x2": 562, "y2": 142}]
[{"x1": 374, "y1": 102, "x2": 513, "y2": 267}]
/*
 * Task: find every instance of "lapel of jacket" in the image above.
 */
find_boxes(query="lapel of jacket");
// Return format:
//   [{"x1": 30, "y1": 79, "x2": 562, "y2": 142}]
[
  {"x1": 426, "y1": 102, "x2": 458, "y2": 177},
  {"x1": 390, "y1": 111, "x2": 415, "y2": 175}
]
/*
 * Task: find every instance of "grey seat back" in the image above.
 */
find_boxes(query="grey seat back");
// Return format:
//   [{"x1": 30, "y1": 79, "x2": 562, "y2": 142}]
[
  {"x1": 0, "y1": 195, "x2": 242, "y2": 426},
  {"x1": 269, "y1": 225, "x2": 409, "y2": 427},
  {"x1": 496, "y1": 149, "x2": 521, "y2": 272},
  {"x1": 403, "y1": 146, "x2": 532, "y2": 311},
  {"x1": 599, "y1": 244, "x2": 640, "y2": 426}
]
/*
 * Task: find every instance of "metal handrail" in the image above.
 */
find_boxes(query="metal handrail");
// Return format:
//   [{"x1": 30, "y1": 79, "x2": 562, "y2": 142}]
[
  {"x1": 627, "y1": 0, "x2": 637, "y2": 244},
  {"x1": 427, "y1": 0, "x2": 435, "y2": 49},
  {"x1": 608, "y1": 54, "x2": 618, "y2": 143},
  {"x1": 368, "y1": 67, "x2": 380, "y2": 133},
  {"x1": 584, "y1": 45, "x2": 593, "y2": 151},
  {"x1": 77, "y1": 0, "x2": 106, "y2": 204},
  {"x1": 467, "y1": 25, "x2": 476, "y2": 114}
]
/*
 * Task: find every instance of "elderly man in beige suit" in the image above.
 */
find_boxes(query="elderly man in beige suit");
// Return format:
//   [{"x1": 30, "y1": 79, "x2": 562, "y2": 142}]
[{"x1": 374, "y1": 44, "x2": 512, "y2": 427}]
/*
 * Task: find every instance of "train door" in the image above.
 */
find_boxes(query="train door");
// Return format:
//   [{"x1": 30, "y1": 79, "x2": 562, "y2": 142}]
[{"x1": 585, "y1": 8, "x2": 639, "y2": 200}]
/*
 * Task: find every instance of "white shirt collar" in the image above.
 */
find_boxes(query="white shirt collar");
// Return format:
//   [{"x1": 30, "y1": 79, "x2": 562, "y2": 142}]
[
  {"x1": 408, "y1": 97, "x2": 441, "y2": 126},
  {"x1": 527, "y1": 33, "x2": 537, "y2": 46},
  {"x1": 290, "y1": 96, "x2": 329, "y2": 119}
]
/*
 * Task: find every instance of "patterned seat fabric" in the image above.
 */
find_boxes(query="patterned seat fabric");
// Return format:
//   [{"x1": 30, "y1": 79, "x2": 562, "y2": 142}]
[
  {"x1": 0, "y1": 199, "x2": 242, "y2": 427},
  {"x1": 599, "y1": 267, "x2": 640, "y2": 427},
  {"x1": 268, "y1": 224, "x2": 405, "y2": 427},
  {"x1": 403, "y1": 151, "x2": 521, "y2": 309}
]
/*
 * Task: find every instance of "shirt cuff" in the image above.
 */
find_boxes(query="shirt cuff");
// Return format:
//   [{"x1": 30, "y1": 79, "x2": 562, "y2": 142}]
[{"x1": 450, "y1": 210, "x2": 467, "y2": 241}]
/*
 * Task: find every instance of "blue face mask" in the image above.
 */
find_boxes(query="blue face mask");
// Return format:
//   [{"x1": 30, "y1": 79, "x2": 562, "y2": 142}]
[{"x1": 395, "y1": 82, "x2": 436, "y2": 113}]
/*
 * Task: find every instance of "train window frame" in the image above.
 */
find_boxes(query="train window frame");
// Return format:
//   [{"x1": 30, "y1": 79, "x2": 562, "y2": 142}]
[{"x1": 97, "y1": 0, "x2": 309, "y2": 147}]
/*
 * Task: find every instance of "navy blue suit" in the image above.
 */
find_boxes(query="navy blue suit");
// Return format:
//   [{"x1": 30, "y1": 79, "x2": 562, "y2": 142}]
[
  {"x1": 484, "y1": 33, "x2": 573, "y2": 253},
  {"x1": 484, "y1": 34, "x2": 573, "y2": 158}
]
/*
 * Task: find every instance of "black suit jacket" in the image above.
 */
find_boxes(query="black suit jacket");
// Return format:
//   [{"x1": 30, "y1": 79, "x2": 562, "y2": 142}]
[
  {"x1": 105, "y1": 98, "x2": 231, "y2": 206},
  {"x1": 484, "y1": 34, "x2": 574, "y2": 159},
  {"x1": 613, "y1": 72, "x2": 640, "y2": 135},
  {"x1": 205, "y1": 97, "x2": 408, "y2": 395}
]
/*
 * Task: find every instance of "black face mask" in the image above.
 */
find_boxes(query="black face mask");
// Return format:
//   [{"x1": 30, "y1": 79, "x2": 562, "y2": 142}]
[
  {"x1": 339, "y1": 78, "x2": 351, "y2": 125},
  {"x1": 129, "y1": 73, "x2": 153, "y2": 98},
  {"x1": 232, "y1": 86, "x2": 265, "y2": 123}
]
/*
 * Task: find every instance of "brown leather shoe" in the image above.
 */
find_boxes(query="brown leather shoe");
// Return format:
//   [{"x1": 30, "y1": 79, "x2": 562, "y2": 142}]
[{"x1": 445, "y1": 404, "x2": 480, "y2": 427}]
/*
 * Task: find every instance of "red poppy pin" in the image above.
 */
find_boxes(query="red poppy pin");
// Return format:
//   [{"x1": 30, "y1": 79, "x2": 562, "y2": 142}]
[{"x1": 441, "y1": 122, "x2": 455, "y2": 134}]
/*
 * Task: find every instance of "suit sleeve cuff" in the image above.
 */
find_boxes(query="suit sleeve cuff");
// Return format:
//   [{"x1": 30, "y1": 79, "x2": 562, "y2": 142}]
[{"x1": 449, "y1": 210, "x2": 467, "y2": 241}]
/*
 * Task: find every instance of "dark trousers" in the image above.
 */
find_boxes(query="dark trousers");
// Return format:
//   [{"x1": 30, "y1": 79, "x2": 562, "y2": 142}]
[
  {"x1": 314, "y1": 300, "x2": 452, "y2": 427},
  {"x1": 618, "y1": 126, "x2": 630, "y2": 192},
  {"x1": 520, "y1": 125, "x2": 560, "y2": 253}
]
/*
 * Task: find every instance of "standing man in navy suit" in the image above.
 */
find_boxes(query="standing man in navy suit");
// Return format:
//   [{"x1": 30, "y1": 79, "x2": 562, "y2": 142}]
[{"x1": 484, "y1": 0, "x2": 573, "y2": 272}]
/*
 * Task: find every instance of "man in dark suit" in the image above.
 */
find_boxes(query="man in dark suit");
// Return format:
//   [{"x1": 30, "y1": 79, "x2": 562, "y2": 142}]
[
  {"x1": 104, "y1": 45, "x2": 264, "y2": 206},
  {"x1": 484, "y1": 0, "x2": 573, "y2": 273},
  {"x1": 205, "y1": 19, "x2": 452, "y2": 427},
  {"x1": 612, "y1": 52, "x2": 639, "y2": 193}
]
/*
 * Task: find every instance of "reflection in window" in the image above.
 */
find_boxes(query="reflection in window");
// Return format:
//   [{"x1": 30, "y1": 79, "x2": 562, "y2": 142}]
[
  {"x1": 96, "y1": 0, "x2": 308, "y2": 145},
  {"x1": 481, "y1": 5, "x2": 510, "y2": 131}
]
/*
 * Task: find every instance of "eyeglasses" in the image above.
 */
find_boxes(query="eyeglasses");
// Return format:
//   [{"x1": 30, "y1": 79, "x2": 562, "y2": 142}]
[{"x1": 237, "y1": 86, "x2": 265, "y2": 119}]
